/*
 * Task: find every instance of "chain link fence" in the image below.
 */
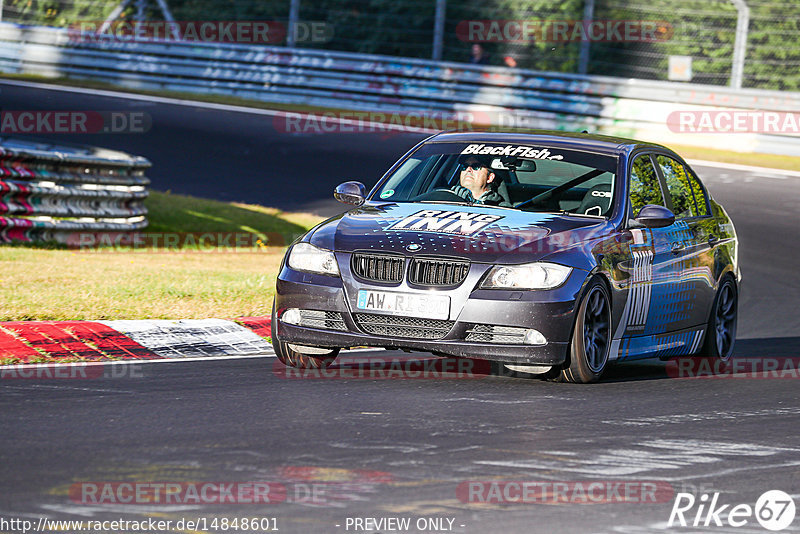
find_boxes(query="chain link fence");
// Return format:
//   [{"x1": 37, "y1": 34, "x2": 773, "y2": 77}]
[
  {"x1": 2, "y1": 0, "x2": 798, "y2": 90},
  {"x1": 588, "y1": 0, "x2": 800, "y2": 90}
]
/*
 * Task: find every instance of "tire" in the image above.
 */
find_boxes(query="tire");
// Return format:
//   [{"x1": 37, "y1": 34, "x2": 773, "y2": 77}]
[
  {"x1": 697, "y1": 276, "x2": 737, "y2": 361},
  {"x1": 271, "y1": 304, "x2": 339, "y2": 369},
  {"x1": 559, "y1": 278, "x2": 612, "y2": 384},
  {"x1": 272, "y1": 338, "x2": 339, "y2": 369}
]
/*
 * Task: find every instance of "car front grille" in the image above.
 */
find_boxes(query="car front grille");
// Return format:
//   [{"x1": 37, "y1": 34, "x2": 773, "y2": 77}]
[
  {"x1": 407, "y1": 258, "x2": 470, "y2": 287},
  {"x1": 465, "y1": 325, "x2": 528, "y2": 344},
  {"x1": 354, "y1": 313, "x2": 454, "y2": 340},
  {"x1": 351, "y1": 253, "x2": 405, "y2": 283}
]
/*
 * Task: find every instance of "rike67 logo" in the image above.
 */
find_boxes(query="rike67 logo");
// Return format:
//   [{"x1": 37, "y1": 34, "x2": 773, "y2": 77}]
[{"x1": 668, "y1": 490, "x2": 796, "y2": 531}]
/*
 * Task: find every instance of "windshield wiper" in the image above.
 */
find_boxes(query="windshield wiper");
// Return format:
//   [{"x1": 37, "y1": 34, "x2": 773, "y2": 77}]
[
  {"x1": 417, "y1": 200, "x2": 475, "y2": 206},
  {"x1": 554, "y1": 210, "x2": 607, "y2": 219},
  {"x1": 417, "y1": 200, "x2": 520, "y2": 211},
  {"x1": 519, "y1": 209, "x2": 607, "y2": 218}
]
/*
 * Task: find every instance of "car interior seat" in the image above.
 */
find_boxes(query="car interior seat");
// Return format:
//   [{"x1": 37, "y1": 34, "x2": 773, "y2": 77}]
[
  {"x1": 490, "y1": 169, "x2": 512, "y2": 206},
  {"x1": 576, "y1": 183, "x2": 613, "y2": 216}
]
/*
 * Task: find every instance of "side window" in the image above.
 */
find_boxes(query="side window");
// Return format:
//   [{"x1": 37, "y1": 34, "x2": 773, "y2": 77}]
[
  {"x1": 687, "y1": 171, "x2": 710, "y2": 217},
  {"x1": 656, "y1": 155, "x2": 697, "y2": 218},
  {"x1": 629, "y1": 154, "x2": 664, "y2": 217}
]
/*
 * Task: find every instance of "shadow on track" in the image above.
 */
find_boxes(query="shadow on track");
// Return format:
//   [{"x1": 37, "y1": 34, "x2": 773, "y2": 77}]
[
  {"x1": 273, "y1": 336, "x2": 800, "y2": 385},
  {"x1": 599, "y1": 336, "x2": 800, "y2": 383}
]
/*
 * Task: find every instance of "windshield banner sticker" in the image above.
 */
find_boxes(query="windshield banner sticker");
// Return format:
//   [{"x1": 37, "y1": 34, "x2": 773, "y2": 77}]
[
  {"x1": 387, "y1": 210, "x2": 504, "y2": 236},
  {"x1": 461, "y1": 144, "x2": 564, "y2": 160}
]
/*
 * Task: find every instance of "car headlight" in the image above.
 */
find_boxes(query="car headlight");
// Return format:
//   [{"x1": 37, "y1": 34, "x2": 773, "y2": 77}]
[
  {"x1": 481, "y1": 262, "x2": 572, "y2": 290},
  {"x1": 288, "y1": 242, "x2": 340, "y2": 276}
]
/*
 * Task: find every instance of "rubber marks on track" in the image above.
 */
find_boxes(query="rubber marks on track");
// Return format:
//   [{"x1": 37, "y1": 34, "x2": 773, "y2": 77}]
[
  {"x1": 0, "y1": 317, "x2": 274, "y2": 362},
  {"x1": 100, "y1": 319, "x2": 273, "y2": 358}
]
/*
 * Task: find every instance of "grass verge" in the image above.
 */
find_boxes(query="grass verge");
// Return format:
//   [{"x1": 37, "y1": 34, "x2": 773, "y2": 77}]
[
  {"x1": 0, "y1": 191, "x2": 324, "y2": 321},
  {"x1": 3, "y1": 73, "x2": 800, "y2": 172}
]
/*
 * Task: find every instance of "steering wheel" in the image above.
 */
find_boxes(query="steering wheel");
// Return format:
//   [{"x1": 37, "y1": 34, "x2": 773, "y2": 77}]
[{"x1": 412, "y1": 188, "x2": 467, "y2": 202}]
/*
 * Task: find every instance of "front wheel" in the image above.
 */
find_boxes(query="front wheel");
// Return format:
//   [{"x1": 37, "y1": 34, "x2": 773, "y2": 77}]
[
  {"x1": 271, "y1": 303, "x2": 339, "y2": 369},
  {"x1": 697, "y1": 276, "x2": 737, "y2": 361},
  {"x1": 559, "y1": 278, "x2": 612, "y2": 384},
  {"x1": 272, "y1": 338, "x2": 339, "y2": 369}
]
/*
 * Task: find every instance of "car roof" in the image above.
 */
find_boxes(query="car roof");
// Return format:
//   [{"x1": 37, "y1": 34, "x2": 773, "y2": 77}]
[{"x1": 426, "y1": 130, "x2": 675, "y2": 158}]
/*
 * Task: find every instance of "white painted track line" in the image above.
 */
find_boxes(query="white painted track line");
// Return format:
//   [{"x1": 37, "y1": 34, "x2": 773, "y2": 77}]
[
  {"x1": 687, "y1": 158, "x2": 800, "y2": 178},
  {"x1": 0, "y1": 78, "x2": 436, "y2": 133}
]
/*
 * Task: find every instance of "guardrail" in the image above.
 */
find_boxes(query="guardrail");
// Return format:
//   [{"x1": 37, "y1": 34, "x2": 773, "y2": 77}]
[
  {"x1": 1, "y1": 22, "x2": 798, "y2": 156},
  {"x1": 0, "y1": 136, "x2": 150, "y2": 243}
]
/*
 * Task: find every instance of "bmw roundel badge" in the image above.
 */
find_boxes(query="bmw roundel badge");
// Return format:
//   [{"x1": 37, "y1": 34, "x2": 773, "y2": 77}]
[{"x1": 406, "y1": 243, "x2": 422, "y2": 252}]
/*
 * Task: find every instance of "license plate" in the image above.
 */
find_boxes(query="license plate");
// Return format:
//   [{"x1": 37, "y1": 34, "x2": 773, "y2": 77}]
[{"x1": 356, "y1": 290, "x2": 450, "y2": 320}]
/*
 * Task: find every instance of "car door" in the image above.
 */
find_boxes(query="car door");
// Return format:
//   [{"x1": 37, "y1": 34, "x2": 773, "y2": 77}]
[
  {"x1": 654, "y1": 154, "x2": 717, "y2": 332},
  {"x1": 612, "y1": 152, "x2": 681, "y2": 360}
]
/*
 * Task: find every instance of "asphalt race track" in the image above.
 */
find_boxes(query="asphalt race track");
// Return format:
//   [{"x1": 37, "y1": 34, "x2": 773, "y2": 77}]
[{"x1": 1, "y1": 81, "x2": 800, "y2": 533}]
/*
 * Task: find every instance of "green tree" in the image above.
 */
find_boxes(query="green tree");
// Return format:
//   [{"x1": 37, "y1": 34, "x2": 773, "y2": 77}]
[{"x1": 5, "y1": 0, "x2": 798, "y2": 90}]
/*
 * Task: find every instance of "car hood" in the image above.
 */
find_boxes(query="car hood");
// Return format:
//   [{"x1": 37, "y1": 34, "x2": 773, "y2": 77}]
[{"x1": 309, "y1": 202, "x2": 611, "y2": 264}]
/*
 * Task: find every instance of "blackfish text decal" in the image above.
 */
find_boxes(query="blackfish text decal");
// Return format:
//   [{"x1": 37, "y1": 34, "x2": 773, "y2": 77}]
[
  {"x1": 387, "y1": 210, "x2": 504, "y2": 236},
  {"x1": 461, "y1": 144, "x2": 564, "y2": 160}
]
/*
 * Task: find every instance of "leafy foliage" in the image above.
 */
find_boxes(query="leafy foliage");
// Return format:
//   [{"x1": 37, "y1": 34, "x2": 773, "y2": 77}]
[{"x1": 5, "y1": 0, "x2": 798, "y2": 89}]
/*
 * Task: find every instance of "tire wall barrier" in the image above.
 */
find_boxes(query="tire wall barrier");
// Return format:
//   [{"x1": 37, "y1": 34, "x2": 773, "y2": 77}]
[
  {"x1": 0, "y1": 136, "x2": 150, "y2": 243},
  {"x1": 1, "y1": 22, "x2": 799, "y2": 156}
]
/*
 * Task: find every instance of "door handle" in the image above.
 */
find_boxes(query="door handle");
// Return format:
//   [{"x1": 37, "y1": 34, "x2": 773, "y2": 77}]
[
  {"x1": 708, "y1": 235, "x2": 719, "y2": 246},
  {"x1": 671, "y1": 242, "x2": 684, "y2": 255}
]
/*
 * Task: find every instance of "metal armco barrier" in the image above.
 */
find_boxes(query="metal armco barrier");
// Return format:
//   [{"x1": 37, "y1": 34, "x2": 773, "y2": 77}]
[
  {"x1": 1, "y1": 23, "x2": 798, "y2": 156},
  {"x1": 0, "y1": 136, "x2": 150, "y2": 243}
]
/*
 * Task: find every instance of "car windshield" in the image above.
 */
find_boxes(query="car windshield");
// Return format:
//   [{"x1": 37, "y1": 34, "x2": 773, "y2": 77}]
[{"x1": 373, "y1": 141, "x2": 618, "y2": 216}]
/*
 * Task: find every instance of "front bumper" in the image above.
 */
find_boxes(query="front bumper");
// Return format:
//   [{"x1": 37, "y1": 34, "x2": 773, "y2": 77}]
[{"x1": 274, "y1": 266, "x2": 584, "y2": 366}]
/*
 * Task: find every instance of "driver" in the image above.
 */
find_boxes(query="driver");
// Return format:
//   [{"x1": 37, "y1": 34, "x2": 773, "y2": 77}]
[{"x1": 451, "y1": 155, "x2": 508, "y2": 206}]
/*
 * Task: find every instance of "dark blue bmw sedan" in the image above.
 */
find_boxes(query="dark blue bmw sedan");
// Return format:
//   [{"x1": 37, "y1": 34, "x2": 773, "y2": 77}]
[{"x1": 272, "y1": 131, "x2": 740, "y2": 383}]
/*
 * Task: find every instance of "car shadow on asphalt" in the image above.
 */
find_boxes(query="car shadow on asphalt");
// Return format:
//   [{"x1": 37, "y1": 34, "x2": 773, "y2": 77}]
[
  {"x1": 598, "y1": 336, "x2": 800, "y2": 383},
  {"x1": 312, "y1": 336, "x2": 800, "y2": 384}
]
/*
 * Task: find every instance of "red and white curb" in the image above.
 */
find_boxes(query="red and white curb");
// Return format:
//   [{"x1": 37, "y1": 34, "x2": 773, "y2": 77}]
[
  {"x1": 0, "y1": 317, "x2": 273, "y2": 363},
  {"x1": 100, "y1": 319, "x2": 273, "y2": 358}
]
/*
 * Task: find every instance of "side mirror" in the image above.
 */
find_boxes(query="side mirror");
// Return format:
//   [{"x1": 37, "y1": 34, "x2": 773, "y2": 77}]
[
  {"x1": 634, "y1": 204, "x2": 675, "y2": 228},
  {"x1": 334, "y1": 181, "x2": 366, "y2": 206}
]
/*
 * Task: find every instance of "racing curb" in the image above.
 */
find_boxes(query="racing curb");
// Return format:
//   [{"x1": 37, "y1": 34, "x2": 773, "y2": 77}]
[{"x1": 0, "y1": 317, "x2": 273, "y2": 363}]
